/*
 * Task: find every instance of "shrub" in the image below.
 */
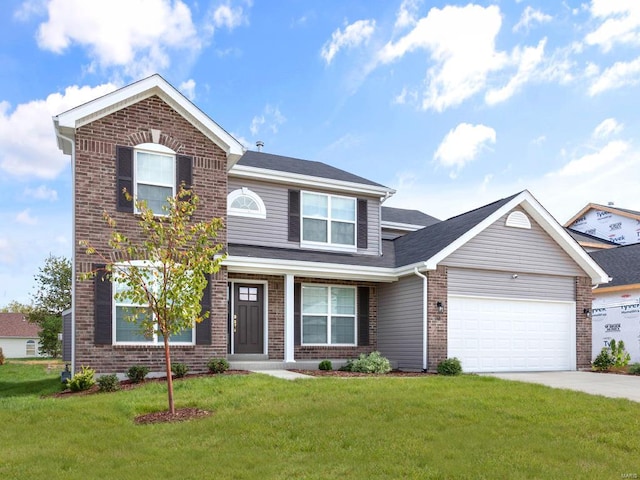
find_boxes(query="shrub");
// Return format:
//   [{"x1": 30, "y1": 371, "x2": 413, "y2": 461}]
[
  {"x1": 171, "y1": 362, "x2": 189, "y2": 378},
  {"x1": 97, "y1": 374, "x2": 120, "y2": 392},
  {"x1": 67, "y1": 365, "x2": 96, "y2": 392},
  {"x1": 349, "y1": 352, "x2": 392, "y2": 374},
  {"x1": 628, "y1": 363, "x2": 640, "y2": 375},
  {"x1": 0, "y1": 347, "x2": 4, "y2": 365},
  {"x1": 126, "y1": 365, "x2": 150, "y2": 383},
  {"x1": 207, "y1": 358, "x2": 229, "y2": 374},
  {"x1": 338, "y1": 360, "x2": 353, "y2": 372},
  {"x1": 318, "y1": 360, "x2": 333, "y2": 371},
  {"x1": 609, "y1": 339, "x2": 631, "y2": 367},
  {"x1": 592, "y1": 348, "x2": 614, "y2": 372},
  {"x1": 437, "y1": 357, "x2": 462, "y2": 376}
]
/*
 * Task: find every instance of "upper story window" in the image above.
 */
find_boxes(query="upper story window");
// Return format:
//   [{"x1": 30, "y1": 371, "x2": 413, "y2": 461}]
[
  {"x1": 134, "y1": 144, "x2": 176, "y2": 215},
  {"x1": 228, "y1": 187, "x2": 267, "y2": 219},
  {"x1": 301, "y1": 192, "x2": 356, "y2": 249}
]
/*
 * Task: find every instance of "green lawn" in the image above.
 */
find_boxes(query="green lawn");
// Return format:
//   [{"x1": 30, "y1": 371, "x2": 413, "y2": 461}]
[{"x1": 1, "y1": 362, "x2": 639, "y2": 479}]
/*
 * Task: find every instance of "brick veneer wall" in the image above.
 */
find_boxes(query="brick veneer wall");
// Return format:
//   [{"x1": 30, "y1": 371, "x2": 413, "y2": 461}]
[
  {"x1": 427, "y1": 266, "x2": 448, "y2": 372},
  {"x1": 73, "y1": 95, "x2": 228, "y2": 374},
  {"x1": 576, "y1": 276, "x2": 594, "y2": 370}
]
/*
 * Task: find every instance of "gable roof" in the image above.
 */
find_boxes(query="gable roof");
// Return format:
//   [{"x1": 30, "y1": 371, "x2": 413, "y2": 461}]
[
  {"x1": 0, "y1": 313, "x2": 40, "y2": 338},
  {"x1": 381, "y1": 206, "x2": 441, "y2": 229},
  {"x1": 53, "y1": 74, "x2": 244, "y2": 167},
  {"x1": 565, "y1": 228, "x2": 618, "y2": 249},
  {"x1": 589, "y1": 243, "x2": 640, "y2": 289},
  {"x1": 231, "y1": 150, "x2": 394, "y2": 197},
  {"x1": 565, "y1": 203, "x2": 640, "y2": 226}
]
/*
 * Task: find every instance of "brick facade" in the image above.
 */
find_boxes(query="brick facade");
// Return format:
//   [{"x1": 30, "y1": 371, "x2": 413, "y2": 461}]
[
  {"x1": 426, "y1": 266, "x2": 448, "y2": 372},
  {"x1": 576, "y1": 276, "x2": 594, "y2": 370},
  {"x1": 74, "y1": 95, "x2": 228, "y2": 373}
]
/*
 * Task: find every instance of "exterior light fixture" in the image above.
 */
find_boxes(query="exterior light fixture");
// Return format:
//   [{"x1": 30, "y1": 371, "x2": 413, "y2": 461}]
[
  {"x1": 512, "y1": 273, "x2": 518, "y2": 279},
  {"x1": 583, "y1": 308, "x2": 591, "y2": 318},
  {"x1": 437, "y1": 301, "x2": 444, "y2": 314}
]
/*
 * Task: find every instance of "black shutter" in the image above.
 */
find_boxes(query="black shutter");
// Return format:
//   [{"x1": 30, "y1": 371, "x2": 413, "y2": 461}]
[
  {"x1": 357, "y1": 198, "x2": 368, "y2": 249},
  {"x1": 196, "y1": 274, "x2": 212, "y2": 345},
  {"x1": 358, "y1": 286, "x2": 370, "y2": 346},
  {"x1": 116, "y1": 146, "x2": 134, "y2": 212},
  {"x1": 294, "y1": 283, "x2": 301, "y2": 346},
  {"x1": 288, "y1": 190, "x2": 300, "y2": 242},
  {"x1": 176, "y1": 155, "x2": 193, "y2": 190},
  {"x1": 94, "y1": 264, "x2": 112, "y2": 345}
]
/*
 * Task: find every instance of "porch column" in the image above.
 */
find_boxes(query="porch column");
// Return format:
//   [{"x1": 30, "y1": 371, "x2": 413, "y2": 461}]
[{"x1": 284, "y1": 273, "x2": 295, "y2": 362}]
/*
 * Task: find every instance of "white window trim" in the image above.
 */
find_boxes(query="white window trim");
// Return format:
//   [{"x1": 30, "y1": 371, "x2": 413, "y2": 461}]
[
  {"x1": 301, "y1": 284, "x2": 357, "y2": 346},
  {"x1": 133, "y1": 143, "x2": 176, "y2": 216},
  {"x1": 228, "y1": 187, "x2": 267, "y2": 219},
  {"x1": 111, "y1": 261, "x2": 195, "y2": 346},
  {"x1": 300, "y1": 191, "x2": 357, "y2": 252}
]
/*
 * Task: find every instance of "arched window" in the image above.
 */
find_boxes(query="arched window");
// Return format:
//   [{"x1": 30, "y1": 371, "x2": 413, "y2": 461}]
[{"x1": 228, "y1": 188, "x2": 267, "y2": 219}]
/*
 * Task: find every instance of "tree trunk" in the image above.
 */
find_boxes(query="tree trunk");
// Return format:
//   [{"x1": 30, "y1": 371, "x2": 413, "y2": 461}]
[{"x1": 163, "y1": 333, "x2": 175, "y2": 414}]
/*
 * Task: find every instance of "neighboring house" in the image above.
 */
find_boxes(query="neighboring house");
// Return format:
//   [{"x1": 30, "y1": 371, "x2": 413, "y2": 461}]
[
  {"x1": 589, "y1": 244, "x2": 640, "y2": 363},
  {"x1": 53, "y1": 74, "x2": 608, "y2": 374},
  {"x1": 565, "y1": 203, "x2": 640, "y2": 246},
  {"x1": 564, "y1": 228, "x2": 619, "y2": 252},
  {"x1": 0, "y1": 313, "x2": 41, "y2": 358}
]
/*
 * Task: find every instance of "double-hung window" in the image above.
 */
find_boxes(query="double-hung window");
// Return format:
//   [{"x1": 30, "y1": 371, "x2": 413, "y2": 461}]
[
  {"x1": 301, "y1": 285, "x2": 356, "y2": 345},
  {"x1": 113, "y1": 264, "x2": 194, "y2": 345},
  {"x1": 134, "y1": 144, "x2": 175, "y2": 214},
  {"x1": 301, "y1": 192, "x2": 356, "y2": 249}
]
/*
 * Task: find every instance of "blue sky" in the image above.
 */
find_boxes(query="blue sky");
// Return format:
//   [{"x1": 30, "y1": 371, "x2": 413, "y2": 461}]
[{"x1": 1, "y1": 0, "x2": 639, "y2": 306}]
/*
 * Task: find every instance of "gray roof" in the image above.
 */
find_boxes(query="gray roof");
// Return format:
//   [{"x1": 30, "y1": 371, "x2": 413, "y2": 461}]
[
  {"x1": 589, "y1": 244, "x2": 640, "y2": 288},
  {"x1": 236, "y1": 151, "x2": 388, "y2": 188},
  {"x1": 381, "y1": 206, "x2": 441, "y2": 227},
  {"x1": 565, "y1": 228, "x2": 619, "y2": 247},
  {"x1": 393, "y1": 193, "x2": 520, "y2": 267}
]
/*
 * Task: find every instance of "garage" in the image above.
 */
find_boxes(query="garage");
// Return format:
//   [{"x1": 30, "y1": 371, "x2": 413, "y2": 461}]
[{"x1": 448, "y1": 295, "x2": 576, "y2": 373}]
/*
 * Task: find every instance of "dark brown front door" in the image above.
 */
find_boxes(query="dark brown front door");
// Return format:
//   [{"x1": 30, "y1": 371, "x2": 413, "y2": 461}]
[{"x1": 233, "y1": 283, "x2": 264, "y2": 354}]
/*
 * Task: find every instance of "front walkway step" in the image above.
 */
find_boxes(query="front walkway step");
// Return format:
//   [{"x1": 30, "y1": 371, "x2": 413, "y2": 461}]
[{"x1": 250, "y1": 369, "x2": 315, "y2": 380}]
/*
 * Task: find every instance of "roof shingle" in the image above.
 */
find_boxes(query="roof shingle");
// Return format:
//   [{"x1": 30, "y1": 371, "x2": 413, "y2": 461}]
[{"x1": 0, "y1": 313, "x2": 40, "y2": 338}]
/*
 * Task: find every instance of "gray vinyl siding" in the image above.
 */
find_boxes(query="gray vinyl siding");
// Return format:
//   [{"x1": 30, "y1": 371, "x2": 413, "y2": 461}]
[
  {"x1": 62, "y1": 310, "x2": 72, "y2": 363},
  {"x1": 442, "y1": 208, "x2": 586, "y2": 276},
  {"x1": 227, "y1": 178, "x2": 381, "y2": 255},
  {"x1": 378, "y1": 275, "x2": 424, "y2": 370},
  {"x1": 448, "y1": 268, "x2": 575, "y2": 301}
]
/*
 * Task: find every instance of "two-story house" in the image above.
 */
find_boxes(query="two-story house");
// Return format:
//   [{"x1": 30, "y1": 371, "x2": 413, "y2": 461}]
[{"x1": 54, "y1": 75, "x2": 608, "y2": 374}]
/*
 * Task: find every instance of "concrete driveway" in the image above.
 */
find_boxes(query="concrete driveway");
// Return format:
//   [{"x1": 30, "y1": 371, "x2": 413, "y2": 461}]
[{"x1": 486, "y1": 371, "x2": 640, "y2": 402}]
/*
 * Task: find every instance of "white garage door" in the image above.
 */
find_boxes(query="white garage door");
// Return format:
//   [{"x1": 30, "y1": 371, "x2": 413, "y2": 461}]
[{"x1": 448, "y1": 295, "x2": 576, "y2": 373}]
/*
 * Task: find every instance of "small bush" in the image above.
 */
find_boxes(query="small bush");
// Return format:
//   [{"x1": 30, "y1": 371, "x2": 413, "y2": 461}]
[
  {"x1": 610, "y1": 339, "x2": 631, "y2": 367},
  {"x1": 171, "y1": 362, "x2": 189, "y2": 378},
  {"x1": 126, "y1": 365, "x2": 150, "y2": 383},
  {"x1": 207, "y1": 358, "x2": 229, "y2": 374},
  {"x1": 338, "y1": 360, "x2": 353, "y2": 372},
  {"x1": 437, "y1": 357, "x2": 462, "y2": 376},
  {"x1": 97, "y1": 374, "x2": 120, "y2": 392},
  {"x1": 349, "y1": 351, "x2": 392, "y2": 374},
  {"x1": 592, "y1": 348, "x2": 614, "y2": 371},
  {"x1": 628, "y1": 363, "x2": 640, "y2": 375},
  {"x1": 0, "y1": 347, "x2": 5, "y2": 365},
  {"x1": 67, "y1": 366, "x2": 96, "y2": 392},
  {"x1": 318, "y1": 360, "x2": 333, "y2": 371}
]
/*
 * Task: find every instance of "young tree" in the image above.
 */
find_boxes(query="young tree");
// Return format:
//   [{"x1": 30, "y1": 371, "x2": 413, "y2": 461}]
[
  {"x1": 28, "y1": 254, "x2": 71, "y2": 357},
  {"x1": 0, "y1": 301, "x2": 33, "y2": 314},
  {"x1": 81, "y1": 187, "x2": 225, "y2": 414}
]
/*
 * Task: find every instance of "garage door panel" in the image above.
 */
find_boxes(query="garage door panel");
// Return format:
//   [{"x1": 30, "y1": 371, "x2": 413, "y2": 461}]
[{"x1": 448, "y1": 296, "x2": 576, "y2": 373}]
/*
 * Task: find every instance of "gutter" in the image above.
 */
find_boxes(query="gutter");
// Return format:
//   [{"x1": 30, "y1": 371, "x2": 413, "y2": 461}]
[{"x1": 413, "y1": 267, "x2": 428, "y2": 372}]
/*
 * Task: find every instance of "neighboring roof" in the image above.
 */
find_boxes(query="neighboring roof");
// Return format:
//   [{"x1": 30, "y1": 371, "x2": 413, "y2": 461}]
[
  {"x1": 381, "y1": 207, "x2": 441, "y2": 229},
  {"x1": 565, "y1": 228, "x2": 618, "y2": 249},
  {"x1": 53, "y1": 74, "x2": 245, "y2": 166},
  {"x1": 589, "y1": 243, "x2": 640, "y2": 289},
  {"x1": 565, "y1": 203, "x2": 640, "y2": 226},
  {"x1": 0, "y1": 313, "x2": 39, "y2": 338},
  {"x1": 231, "y1": 151, "x2": 394, "y2": 197}
]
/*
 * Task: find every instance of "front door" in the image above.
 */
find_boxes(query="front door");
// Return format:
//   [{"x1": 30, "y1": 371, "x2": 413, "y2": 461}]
[{"x1": 233, "y1": 283, "x2": 264, "y2": 354}]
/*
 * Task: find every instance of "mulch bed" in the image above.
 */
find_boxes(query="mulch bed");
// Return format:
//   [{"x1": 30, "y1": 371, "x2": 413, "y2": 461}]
[
  {"x1": 290, "y1": 369, "x2": 434, "y2": 377},
  {"x1": 134, "y1": 407, "x2": 212, "y2": 425}
]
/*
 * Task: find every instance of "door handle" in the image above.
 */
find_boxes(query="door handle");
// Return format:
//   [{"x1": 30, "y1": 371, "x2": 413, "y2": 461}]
[{"x1": 233, "y1": 314, "x2": 237, "y2": 333}]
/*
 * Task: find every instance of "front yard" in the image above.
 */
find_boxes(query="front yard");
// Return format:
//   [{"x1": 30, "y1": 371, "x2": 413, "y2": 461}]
[{"x1": 1, "y1": 361, "x2": 639, "y2": 479}]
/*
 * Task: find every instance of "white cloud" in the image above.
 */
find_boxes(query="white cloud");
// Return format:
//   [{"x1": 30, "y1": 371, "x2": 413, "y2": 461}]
[
  {"x1": 433, "y1": 123, "x2": 496, "y2": 177},
  {"x1": 513, "y1": 6, "x2": 552, "y2": 33},
  {"x1": 395, "y1": 0, "x2": 422, "y2": 30},
  {"x1": 0, "y1": 82, "x2": 117, "y2": 179},
  {"x1": 24, "y1": 185, "x2": 58, "y2": 201},
  {"x1": 249, "y1": 105, "x2": 286, "y2": 136},
  {"x1": 485, "y1": 39, "x2": 546, "y2": 105},
  {"x1": 549, "y1": 140, "x2": 629, "y2": 177},
  {"x1": 210, "y1": 2, "x2": 249, "y2": 30},
  {"x1": 16, "y1": 209, "x2": 37, "y2": 226},
  {"x1": 377, "y1": 4, "x2": 507, "y2": 112},
  {"x1": 321, "y1": 19, "x2": 376, "y2": 65},
  {"x1": 585, "y1": 1, "x2": 640, "y2": 52},
  {"x1": 589, "y1": 56, "x2": 640, "y2": 95},
  {"x1": 179, "y1": 79, "x2": 196, "y2": 101},
  {"x1": 593, "y1": 118, "x2": 623, "y2": 139},
  {"x1": 35, "y1": 0, "x2": 202, "y2": 78},
  {"x1": 531, "y1": 135, "x2": 546, "y2": 146}
]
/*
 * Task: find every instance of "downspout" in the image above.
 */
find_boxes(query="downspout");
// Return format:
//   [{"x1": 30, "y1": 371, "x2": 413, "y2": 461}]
[
  {"x1": 414, "y1": 267, "x2": 428, "y2": 372},
  {"x1": 57, "y1": 130, "x2": 76, "y2": 374}
]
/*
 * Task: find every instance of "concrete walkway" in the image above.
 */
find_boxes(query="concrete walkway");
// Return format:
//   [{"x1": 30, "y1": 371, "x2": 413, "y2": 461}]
[
  {"x1": 249, "y1": 369, "x2": 315, "y2": 380},
  {"x1": 486, "y1": 371, "x2": 640, "y2": 402}
]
